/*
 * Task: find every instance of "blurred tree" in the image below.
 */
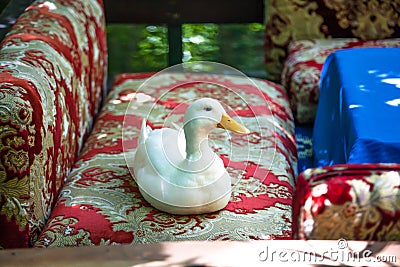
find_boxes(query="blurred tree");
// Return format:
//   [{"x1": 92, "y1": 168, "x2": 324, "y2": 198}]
[
  {"x1": 134, "y1": 25, "x2": 168, "y2": 70},
  {"x1": 182, "y1": 24, "x2": 219, "y2": 62},
  {"x1": 107, "y1": 24, "x2": 168, "y2": 85},
  {"x1": 218, "y1": 23, "x2": 265, "y2": 77}
]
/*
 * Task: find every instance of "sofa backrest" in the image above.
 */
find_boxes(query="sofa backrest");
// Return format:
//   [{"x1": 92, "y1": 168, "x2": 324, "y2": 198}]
[
  {"x1": 264, "y1": 0, "x2": 400, "y2": 81},
  {"x1": 0, "y1": 0, "x2": 107, "y2": 248}
]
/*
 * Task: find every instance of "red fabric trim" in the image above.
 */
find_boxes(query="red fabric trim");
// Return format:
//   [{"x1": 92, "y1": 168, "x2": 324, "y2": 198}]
[{"x1": 0, "y1": 213, "x2": 29, "y2": 248}]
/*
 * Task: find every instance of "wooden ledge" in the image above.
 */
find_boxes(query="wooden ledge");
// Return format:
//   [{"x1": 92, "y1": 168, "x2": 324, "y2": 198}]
[
  {"x1": 1, "y1": 240, "x2": 399, "y2": 266},
  {"x1": 103, "y1": 0, "x2": 264, "y2": 24}
]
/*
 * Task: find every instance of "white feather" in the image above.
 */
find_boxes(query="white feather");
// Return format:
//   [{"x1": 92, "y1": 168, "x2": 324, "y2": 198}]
[{"x1": 132, "y1": 98, "x2": 248, "y2": 215}]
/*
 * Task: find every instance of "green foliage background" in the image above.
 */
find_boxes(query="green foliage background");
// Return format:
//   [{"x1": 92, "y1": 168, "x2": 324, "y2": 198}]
[{"x1": 107, "y1": 23, "x2": 265, "y2": 83}]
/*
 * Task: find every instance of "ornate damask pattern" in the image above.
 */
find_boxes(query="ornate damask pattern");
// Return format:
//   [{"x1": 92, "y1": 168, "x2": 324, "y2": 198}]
[
  {"x1": 264, "y1": 0, "x2": 400, "y2": 82},
  {"x1": 293, "y1": 164, "x2": 400, "y2": 241},
  {"x1": 282, "y1": 38, "x2": 400, "y2": 124},
  {"x1": 34, "y1": 73, "x2": 297, "y2": 247},
  {"x1": 0, "y1": 0, "x2": 107, "y2": 248}
]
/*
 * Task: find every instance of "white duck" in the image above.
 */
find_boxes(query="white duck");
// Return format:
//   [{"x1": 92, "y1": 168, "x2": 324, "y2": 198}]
[{"x1": 133, "y1": 98, "x2": 250, "y2": 215}]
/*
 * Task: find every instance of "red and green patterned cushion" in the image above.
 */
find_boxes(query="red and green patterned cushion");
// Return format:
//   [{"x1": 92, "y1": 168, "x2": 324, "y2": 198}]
[
  {"x1": 264, "y1": 0, "x2": 400, "y2": 82},
  {"x1": 293, "y1": 164, "x2": 400, "y2": 241},
  {"x1": 0, "y1": 0, "x2": 107, "y2": 248},
  {"x1": 34, "y1": 72, "x2": 297, "y2": 247},
  {"x1": 282, "y1": 38, "x2": 400, "y2": 124}
]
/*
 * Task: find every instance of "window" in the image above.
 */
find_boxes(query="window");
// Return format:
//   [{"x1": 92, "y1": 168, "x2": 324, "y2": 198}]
[{"x1": 107, "y1": 23, "x2": 265, "y2": 84}]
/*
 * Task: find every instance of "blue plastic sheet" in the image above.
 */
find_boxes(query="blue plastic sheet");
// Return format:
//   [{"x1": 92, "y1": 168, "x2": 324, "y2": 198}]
[{"x1": 313, "y1": 48, "x2": 400, "y2": 166}]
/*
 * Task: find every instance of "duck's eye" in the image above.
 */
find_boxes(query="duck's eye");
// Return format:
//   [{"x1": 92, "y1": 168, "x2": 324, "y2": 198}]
[{"x1": 204, "y1": 106, "x2": 212, "y2": 111}]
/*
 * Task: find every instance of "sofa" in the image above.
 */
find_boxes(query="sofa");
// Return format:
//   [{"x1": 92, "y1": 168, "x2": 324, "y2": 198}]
[
  {"x1": 265, "y1": 0, "x2": 400, "y2": 242},
  {"x1": 264, "y1": 0, "x2": 400, "y2": 241},
  {"x1": 0, "y1": 0, "x2": 298, "y2": 248},
  {"x1": 0, "y1": 0, "x2": 399, "y2": 250}
]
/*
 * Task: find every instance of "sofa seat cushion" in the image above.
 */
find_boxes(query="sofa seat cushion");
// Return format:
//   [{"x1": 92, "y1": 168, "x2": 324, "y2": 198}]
[
  {"x1": 34, "y1": 72, "x2": 297, "y2": 247},
  {"x1": 282, "y1": 38, "x2": 400, "y2": 124},
  {"x1": 293, "y1": 164, "x2": 400, "y2": 241}
]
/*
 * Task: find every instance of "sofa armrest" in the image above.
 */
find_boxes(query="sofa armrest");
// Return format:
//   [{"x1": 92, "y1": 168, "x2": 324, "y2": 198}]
[{"x1": 0, "y1": 0, "x2": 107, "y2": 248}]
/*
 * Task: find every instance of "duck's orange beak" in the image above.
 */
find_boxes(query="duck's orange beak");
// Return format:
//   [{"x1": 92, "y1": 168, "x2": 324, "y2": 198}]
[{"x1": 217, "y1": 113, "x2": 250, "y2": 134}]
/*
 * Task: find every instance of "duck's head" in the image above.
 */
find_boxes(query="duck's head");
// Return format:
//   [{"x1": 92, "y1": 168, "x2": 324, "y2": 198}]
[{"x1": 183, "y1": 98, "x2": 250, "y2": 134}]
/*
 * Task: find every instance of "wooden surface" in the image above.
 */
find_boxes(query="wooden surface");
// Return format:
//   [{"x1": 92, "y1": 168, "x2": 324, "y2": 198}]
[
  {"x1": 103, "y1": 0, "x2": 264, "y2": 24},
  {"x1": 0, "y1": 240, "x2": 399, "y2": 266}
]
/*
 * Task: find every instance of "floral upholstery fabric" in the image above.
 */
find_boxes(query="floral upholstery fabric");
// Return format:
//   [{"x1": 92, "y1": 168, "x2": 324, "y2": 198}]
[
  {"x1": 0, "y1": 0, "x2": 107, "y2": 248},
  {"x1": 282, "y1": 38, "x2": 400, "y2": 124},
  {"x1": 34, "y1": 72, "x2": 297, "y2": 247},
  {"x1": 293, "y1": 164, "x2": 400, "y2": 241},
  {"x1": 264, "y1": 0, "x2": 400, "y2": 82}
]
